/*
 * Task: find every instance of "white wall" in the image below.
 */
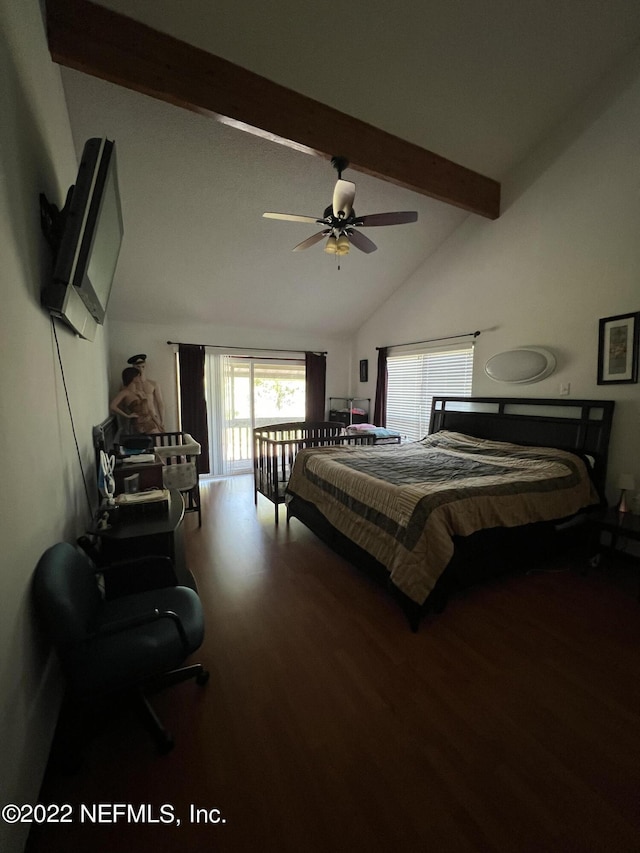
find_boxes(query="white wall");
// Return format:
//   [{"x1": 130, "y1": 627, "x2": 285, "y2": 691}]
[
  {"x1": 0, "y1": 3, "x2": 111, "y2": 850},
  {"x1": 353, "y1": 48, "x2": 640, "y2": 505},
  {"x1": 108, "y1": 319, "x2": 352, "y2": 432}
]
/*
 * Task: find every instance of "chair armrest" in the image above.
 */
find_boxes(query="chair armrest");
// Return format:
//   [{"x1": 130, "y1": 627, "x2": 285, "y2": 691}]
[
  {"x1": 155, "y1": 609, "x2": 189, "y2": 651},
  {"x1": 89, "y1": 609, "x2": 162, "y2": 639},
  {"x1": 89, "y1": 608, "x2": 190, "y2": 653},
  {"x1": 102, "y1": 554, "x2": 175, "y2": 572}
]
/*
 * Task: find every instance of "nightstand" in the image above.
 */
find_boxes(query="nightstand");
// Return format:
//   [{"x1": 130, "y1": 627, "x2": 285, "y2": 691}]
[{"x1": 588, "y1": 508, "x2": 640, "y2": 600}]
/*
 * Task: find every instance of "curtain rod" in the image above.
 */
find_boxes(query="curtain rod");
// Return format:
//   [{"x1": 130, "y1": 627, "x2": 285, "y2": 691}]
[
  {"x1": 167, "y1": 341, "x2": 327, "y2": 356},
  {"x1": 376, "y1": 330, "x2": 481, "y2": 351}
]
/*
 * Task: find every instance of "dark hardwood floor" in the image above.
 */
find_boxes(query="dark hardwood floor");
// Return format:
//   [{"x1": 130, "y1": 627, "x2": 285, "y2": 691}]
[{"x1": 28, "y1": 476, "x2": 640, "y2": 853}]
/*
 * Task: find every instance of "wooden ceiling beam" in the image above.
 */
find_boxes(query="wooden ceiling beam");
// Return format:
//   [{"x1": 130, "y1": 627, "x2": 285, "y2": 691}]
[{"x1": 45, "y1": 0, "x2": 500, "y2": 219}]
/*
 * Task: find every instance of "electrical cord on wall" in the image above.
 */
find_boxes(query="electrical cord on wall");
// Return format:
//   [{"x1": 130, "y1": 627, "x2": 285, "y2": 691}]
[{"x1": 51, "y1": 317, "x2": 93, "y2": 518}]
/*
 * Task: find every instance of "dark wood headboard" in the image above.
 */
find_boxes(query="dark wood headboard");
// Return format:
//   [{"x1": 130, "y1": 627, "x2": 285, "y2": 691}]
[{"x1": 429, "y1": 397, "x2": 615, "y2": 492}]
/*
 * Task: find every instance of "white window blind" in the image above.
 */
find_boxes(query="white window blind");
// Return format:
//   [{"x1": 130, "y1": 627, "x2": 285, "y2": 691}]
[{"x1": 386, "y1": 343, "x2": 474, "y2": 441}]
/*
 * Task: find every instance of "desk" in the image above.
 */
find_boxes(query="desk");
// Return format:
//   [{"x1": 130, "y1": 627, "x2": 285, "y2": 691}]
[{"x1": 94, "y1": 489, "x2": 196, "y2": 591}]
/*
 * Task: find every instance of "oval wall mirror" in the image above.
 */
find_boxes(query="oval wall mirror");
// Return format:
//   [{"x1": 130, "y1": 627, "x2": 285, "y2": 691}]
[{"x1": 484, "y1": 347, "x2": 557, "y2": 384}]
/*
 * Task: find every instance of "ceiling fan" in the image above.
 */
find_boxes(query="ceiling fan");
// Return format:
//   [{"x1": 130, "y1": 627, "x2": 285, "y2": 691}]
[{"x1": 263, "y1": 157, "x2": 418, "y2": 256}]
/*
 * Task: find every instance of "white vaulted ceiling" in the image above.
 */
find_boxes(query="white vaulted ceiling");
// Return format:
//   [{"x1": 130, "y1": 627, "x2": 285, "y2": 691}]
[{"x1": 56, "y1": 0, "x2": 640, "y2": 337}]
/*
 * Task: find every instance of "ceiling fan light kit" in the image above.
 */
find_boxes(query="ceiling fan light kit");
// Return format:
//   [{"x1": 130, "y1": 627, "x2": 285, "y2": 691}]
[
  {"x1": 263, "y1": 157, "x2": 418, "y2": 257},
  {"x1": 324, "y1": 235, "x2": 338, "y2": 254},
  {"x1": 336, "y1": 234, "x2": 350, "y2": 255}
]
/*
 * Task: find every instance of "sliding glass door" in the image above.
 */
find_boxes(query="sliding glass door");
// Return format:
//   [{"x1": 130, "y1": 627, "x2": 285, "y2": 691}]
[{"x1": 205, "y1": 354, "x2": 305, "y2": 474}]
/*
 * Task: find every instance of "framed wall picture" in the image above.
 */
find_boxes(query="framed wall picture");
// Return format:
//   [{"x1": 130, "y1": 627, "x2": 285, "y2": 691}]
[
  {"x1": 359, "y1": 359, "x2": 369, "y2": 383},
  {"x1": 597, "y1": 311, "x2": 639, "y2": 384}
]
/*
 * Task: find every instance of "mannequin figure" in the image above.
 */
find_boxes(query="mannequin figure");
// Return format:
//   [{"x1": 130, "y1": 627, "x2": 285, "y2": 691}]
[
  {"x1": 110, "y1": 367, "x2": 165, "y2": 433},
  {"x1": 126, "y1": 354, "x2": 165, "y2": 428}
]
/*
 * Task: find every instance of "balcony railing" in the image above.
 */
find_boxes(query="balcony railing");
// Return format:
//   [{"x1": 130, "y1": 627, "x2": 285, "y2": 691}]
[{"x1": 224, "y1": 417, "x2": 303, "y2": 472}]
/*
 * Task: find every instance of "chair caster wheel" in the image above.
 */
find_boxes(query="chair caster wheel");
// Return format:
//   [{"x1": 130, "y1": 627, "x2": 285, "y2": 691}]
[
  {"x1": 196, "y1": 670, "x2": 210, "y2": 686},
  {"x1": 157, "y1": 733, "x2": 175, "y2": 755}
]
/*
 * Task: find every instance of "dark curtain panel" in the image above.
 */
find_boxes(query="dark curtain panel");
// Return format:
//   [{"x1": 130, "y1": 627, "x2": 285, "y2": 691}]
[
  {"x1": 305, "y1": 352, "x2": 326, "y2": 421},
  {"x1": 373, "y1": 347, "x2": 388, "y2": 427},
  {"x1": 178, "y1": 344, "x2": 210, "y2": 474}
]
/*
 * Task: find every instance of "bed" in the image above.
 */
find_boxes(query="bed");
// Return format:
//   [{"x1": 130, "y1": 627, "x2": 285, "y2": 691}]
[{"x1": 285, "y1": 397, "x2": 615, "y2": 629}]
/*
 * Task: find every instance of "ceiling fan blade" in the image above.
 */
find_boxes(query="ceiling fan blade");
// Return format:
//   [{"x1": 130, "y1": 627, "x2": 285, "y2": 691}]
[
  {"x1": 333, "y1": 180, "x2": 356, "y2": 219},
  {"x1": 263, "y1": 212, "x2": 321, "y2": 224},
  {"x1": 292, "y1": 231, "x2": 328, "y2": 252},
  {"x1": 356, "y1": 211, "x2": 418, "y2": 227},
  {"x1": 347, "y1": 229, "x2": 377, "y2": 254}
]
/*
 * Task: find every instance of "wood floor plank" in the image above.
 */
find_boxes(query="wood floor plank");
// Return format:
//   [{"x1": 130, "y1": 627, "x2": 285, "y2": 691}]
[{"x1": 27, "y1": 476, "x2": 640, "y2": 853}]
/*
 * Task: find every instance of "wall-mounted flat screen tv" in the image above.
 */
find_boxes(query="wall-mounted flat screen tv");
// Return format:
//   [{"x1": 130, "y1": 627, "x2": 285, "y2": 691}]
[{"x1": 41, "y1": 137, "x2": 124, "y2": 340}]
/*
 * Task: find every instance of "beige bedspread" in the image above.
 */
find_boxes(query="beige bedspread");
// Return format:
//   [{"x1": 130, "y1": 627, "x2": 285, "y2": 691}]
[{"x1": 286, "y1": 430, "x2": 598, "y2": 604}]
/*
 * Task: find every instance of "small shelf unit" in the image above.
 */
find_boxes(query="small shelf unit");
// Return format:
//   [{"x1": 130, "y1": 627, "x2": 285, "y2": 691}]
[{"x1": 329, "y1": 397, "x2": 371, "y2": 427}]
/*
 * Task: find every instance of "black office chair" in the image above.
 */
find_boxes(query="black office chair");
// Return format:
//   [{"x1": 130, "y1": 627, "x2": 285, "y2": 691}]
[{"x1": 32, "y1": 542, "x2": 209, "y2": 756}]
